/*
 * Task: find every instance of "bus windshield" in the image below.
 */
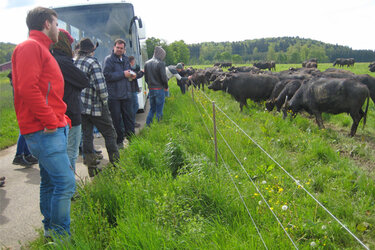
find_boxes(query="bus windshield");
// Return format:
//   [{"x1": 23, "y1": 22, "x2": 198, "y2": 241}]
[{"x1": 54, "y1": 3, "x2": 139, "y2": 64}]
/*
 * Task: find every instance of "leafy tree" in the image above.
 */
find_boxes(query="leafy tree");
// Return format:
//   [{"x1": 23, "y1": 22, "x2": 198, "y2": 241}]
[
  {"x1": 169, "y1": 40, "x2": 190, "y2": 65},
  {"x1": 232, "y1": 54, "x2": 243, "y2": 64},
  {"x1": 267, "y1": 43, "x2": 276, "y2": 61},
  {"x1": 145, "y1": 37, "x2": 163, "y2": 59},
  {"x1": 0, "y1": 42, "x2": 16, "y2": 64}
]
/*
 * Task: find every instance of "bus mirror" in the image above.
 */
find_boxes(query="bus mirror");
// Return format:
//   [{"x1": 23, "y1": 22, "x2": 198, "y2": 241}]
[{"x1": 137, "y1": 19, "x2": 146, "y2": 40}]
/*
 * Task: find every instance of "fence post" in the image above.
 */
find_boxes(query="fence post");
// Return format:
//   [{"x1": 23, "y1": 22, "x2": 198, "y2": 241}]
[
  {"x1": 191, "y1": 84, "x2": 194, "y2": 102},
  {"x1": 212, "y1": 101, "x2": 218, "y2": 166}
]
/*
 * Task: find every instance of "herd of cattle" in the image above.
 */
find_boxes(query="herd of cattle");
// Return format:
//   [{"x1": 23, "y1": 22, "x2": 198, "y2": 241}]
[{"x1": 184, "y1": 63, "x2": 375, "y2": 136}]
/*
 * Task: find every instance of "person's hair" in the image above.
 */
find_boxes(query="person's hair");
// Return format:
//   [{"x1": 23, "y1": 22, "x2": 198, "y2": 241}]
[
  {"x1": 26, "y1": 7, "x2": 57, "y2": 31},
  {"x1": 114, "y1": 39, "x2": 126, "y2": 47},
  {"x1": 128, "y1": 56, "x2": 135, "y2": 62}
]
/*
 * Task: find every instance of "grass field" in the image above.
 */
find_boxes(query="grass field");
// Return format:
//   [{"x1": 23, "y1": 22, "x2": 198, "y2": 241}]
[
  {"x1": 0, "y1": 70, "x2": 18, "y2": 150},
  {"x1": 27, "y1": 63, "x2": 375, "y2": 249}
]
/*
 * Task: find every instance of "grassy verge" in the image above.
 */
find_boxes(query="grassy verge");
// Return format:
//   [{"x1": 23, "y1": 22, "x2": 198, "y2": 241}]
[
  {"x1": 28, "y1": 63, "x2": 375, "y2": 249},
  {"x1": 0, "y1": 71, "x2": 18, "y2": 149}
]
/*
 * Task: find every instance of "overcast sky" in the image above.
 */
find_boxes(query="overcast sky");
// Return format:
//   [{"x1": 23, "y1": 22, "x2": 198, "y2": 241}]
[{"x1": 1, "y1": 0, "x2": 374, "y2": 51}]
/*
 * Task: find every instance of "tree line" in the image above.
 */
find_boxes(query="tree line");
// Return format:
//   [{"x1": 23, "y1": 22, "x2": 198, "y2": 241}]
[
  {"x1": 145, "y1": 36, "x2": 375, "y2": 65},
  {"x1": 0, "y1": 43, "x2": 15, "y2": 64},
  {"x1": 2, "y1": 37, "x2": 375, "y2": 66}
]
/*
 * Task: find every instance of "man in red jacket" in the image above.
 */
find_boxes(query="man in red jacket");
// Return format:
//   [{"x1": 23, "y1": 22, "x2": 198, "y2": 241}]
[{"x1": 11, "y1": 6, "x2": 75, "y2": 238}]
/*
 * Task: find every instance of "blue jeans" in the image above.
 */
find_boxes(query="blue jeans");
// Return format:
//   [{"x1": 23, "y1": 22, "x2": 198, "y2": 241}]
[
  {"x1": 146, "y1": 89, "x2": 165, "y2": 125},
  {"x1": 23, "y1": 126, "x2": 75, "y2": 236},
  {"x1": 67, "y1": 125, "x2": 81, "y2": 171},
  {"x1": 132, "y1": 92, "x2": 139, "y2": 118},
  {"x1": 16, "y1": 133, "x2": 30, "y2": 156}
]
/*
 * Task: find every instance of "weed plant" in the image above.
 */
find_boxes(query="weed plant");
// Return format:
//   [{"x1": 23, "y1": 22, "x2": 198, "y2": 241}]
[{"x1": 28, "y1": 63, "x2": 375, "y2": 249}]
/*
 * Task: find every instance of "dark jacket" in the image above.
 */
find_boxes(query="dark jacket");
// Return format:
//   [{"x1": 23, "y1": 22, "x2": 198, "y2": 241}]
[
  {"x1": 103, "y1": 52, "x2": 132, "y2": 100},
  {"x1": 144, "y1": 46, "x2": 168, "y2": 89},
  {"x1": 53, "y1": 49, "x2": 89, "y2": 126},
  {"x1": 130, "y1": 64, "x2": 144, "y2": 92}
]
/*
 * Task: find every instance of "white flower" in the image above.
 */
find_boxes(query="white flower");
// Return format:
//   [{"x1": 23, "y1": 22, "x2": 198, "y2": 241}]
[
  {"x1": 310, "y1": 241, "x2": 317, "y2": 247},
  {"x1": 322, "y1": 225, "x2": 327, "y2": 230},
  {"x1": 258, "y1": 200, "x2": 262, "y2": 205},
  {"x1": 261, "y1": 180, "x2": 267, "y2": 184},
  {"x1": 244, "y1": 157, "x2": 247, "y2": 161},
  {"x1": 282, "y1": 205, "x2": 288, "y2": 211}
]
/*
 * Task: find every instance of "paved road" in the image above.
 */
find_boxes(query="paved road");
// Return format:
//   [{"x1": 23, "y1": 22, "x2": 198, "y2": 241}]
[{"x1": 0, "y1": 106, "x2": 148, "y2": 249}]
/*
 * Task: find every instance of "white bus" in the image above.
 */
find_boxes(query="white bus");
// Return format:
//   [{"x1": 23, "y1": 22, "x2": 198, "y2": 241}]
[{"x1": 53, "y1": 1, "x2": 148, "y2": 112}]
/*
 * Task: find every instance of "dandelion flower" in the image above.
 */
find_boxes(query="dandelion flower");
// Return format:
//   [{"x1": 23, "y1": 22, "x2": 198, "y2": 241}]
[
  {"x1": 310, "y1": 241, "x2": 317, "y2": 247},
  {"x1": 235, "y1": 175, "x2": 238, "y2": 179},
  {"x1": 282, "y1": 205, "x2": 288, "y2": 211},
  {"x1": 278, "y1": 187, "x2": 284, "y2": 193},
  {"x1": 254, "y1": 193, "x2": 259, "y2": 196}
]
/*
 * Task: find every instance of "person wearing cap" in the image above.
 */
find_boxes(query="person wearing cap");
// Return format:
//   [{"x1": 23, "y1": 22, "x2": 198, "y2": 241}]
[
  {"x1": 11, "y1": 7, "x2": 75, "y2": 237},
  {"x1": 144, "y1": 46, "x2": 169, "y2": 125},
  {"x1": 176, "y1": 62, "x2": 188, "y2": 94},
  {"x1": 51, "y1": 29, "x2": 90, "y2": 172},
  {"x1": 165, "y1": 62, "x2": 192, "y2": 97},
  {"x1": 103, "y1": 39, "x2": 136, "y2": 149},
  {"x1": 74, "y1": 37, "x2": 119, "y2": 176}
]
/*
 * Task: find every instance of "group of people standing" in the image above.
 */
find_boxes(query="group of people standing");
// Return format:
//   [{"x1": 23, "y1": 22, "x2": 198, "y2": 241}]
[{"x1": 8, "y1": 5, "x2": 191, "y2": 241}]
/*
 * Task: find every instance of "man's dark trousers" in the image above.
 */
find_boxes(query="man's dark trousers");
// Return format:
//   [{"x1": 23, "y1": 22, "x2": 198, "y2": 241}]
[{"x1": 108, "y1": 98, "x2": 135, "y2": 144}]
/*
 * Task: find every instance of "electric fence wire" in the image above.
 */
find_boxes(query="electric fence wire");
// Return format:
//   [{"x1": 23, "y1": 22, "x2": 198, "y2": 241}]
[
  {"x1": 195, "y1": 88, "x2": 369, "y2": 250},
  {"x1": 194, "y1": 93, "x2": 298, "y2": 249},
  {"x1": 192, "y1": 96, "x2": 269, "y2": 250}
]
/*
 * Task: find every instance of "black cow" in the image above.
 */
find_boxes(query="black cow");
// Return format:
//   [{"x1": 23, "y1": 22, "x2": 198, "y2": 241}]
[
  {"x1": 284, "y1": 78, "x2": 370, "y2": 136},
  {"x1": 208, "y1": 73, "x2": 279, "y2": 111},
  {"x1": 266, "y1": 79, "x2": 302, "y2": 115},
  {"x1": 369, "y1": 62, "x2": 375, "y2": 72},
  {"x1": 218, "y1": 62, "x2": 232, "y2": 68},
  {"x1": 333, "y1": 58, "x2": 355, "y2": 67},
  {"x1": 253, "y1": 61, "x2": 274, "y2": 71}
]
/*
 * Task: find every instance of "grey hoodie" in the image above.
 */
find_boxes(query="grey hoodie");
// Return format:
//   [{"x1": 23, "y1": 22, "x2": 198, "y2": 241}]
[{"x1": 144, "y1": 46, "x2": 168, "y2": 89}]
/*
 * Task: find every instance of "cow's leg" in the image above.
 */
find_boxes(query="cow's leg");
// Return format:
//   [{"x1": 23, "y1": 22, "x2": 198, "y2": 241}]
[
  {"x1": 314, "y1": 112, "x2": 325, "y2": 128},
  {"x1": 349, "y1": 111, "x2": 361, "y2": 136}
]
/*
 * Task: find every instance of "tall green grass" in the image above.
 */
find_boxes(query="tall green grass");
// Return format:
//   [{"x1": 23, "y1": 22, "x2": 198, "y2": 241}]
[
  {"x1": 28, "y1": 64, "x2": 375, "y2": 249},
  {"x1": 0, "y1": 71, "x2": 18, "y2": 149}
]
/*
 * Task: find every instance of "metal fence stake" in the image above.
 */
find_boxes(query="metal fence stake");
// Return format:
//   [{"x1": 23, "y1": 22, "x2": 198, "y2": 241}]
[{"x1": 213, "y1": 101, "x2": 218, "y2": 166}]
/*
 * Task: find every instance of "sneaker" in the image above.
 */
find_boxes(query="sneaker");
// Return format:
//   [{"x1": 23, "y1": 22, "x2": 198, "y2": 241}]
[
  {"x1": 94, "y1": 149, "x2": 102, "y2": 154},
  {"x1": 12, "y1": 155, "x2": 33, "y2": 167},
  {"x1": 117, "y1": 142, "x2": 124, "y2": 149},
  {"x1": 88, "y1": 166, "x2": 102, "y2": 177},
  {"x1": 24, "y1": 154, "x2": 38, "y2": 164},
  {"x1": 0, "y1": 176, "x2": 5, "y2": 187}
]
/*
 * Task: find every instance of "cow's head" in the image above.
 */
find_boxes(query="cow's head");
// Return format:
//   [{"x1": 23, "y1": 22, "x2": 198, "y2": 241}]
[
  {"x1": 208, "y1": 75, "x2": 227, "y2": 91},
  {"x1": 265, "y1": 100, "x2": 275, "y2": 111}
]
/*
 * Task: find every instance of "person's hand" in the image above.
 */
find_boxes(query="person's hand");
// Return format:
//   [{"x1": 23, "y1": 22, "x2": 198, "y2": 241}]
[
  {"x1": 44, "y1": 128, "x2": 57, "y2": 133},
  {"x1": 124, "y1": 70, "x2": 131, "y2": 78},
  {"x1": 188, "y1": 75, "x2": 192, "y2": 80},
  {"x1": 164, "y1": 88, "x2": 168, "y2": 91}
]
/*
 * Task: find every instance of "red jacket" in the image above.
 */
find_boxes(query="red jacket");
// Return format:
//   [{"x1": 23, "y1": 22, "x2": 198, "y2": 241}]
[{"x1": 12, "y1": 30, "x2": 67, "y2": 135}]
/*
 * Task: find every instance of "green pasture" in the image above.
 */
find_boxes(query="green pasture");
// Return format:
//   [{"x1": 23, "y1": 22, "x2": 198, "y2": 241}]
[
  {"x1": 27, "y1": 63, "x2": 375, "y2": 249},
  {"x1": 0, "y1": 70, "x2": 18, "y2": 149}
]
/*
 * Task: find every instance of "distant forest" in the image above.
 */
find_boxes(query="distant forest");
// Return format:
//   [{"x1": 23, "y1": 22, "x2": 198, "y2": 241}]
[
  {"x1": 147, "y1": 36, "x2": 375, "y2": 66},
  {"x1": 0, "y1": 43, "x2": 15, "y2": 64},
  {"x1": 2, "y1": 36, "x2": 375, "y2": 66}
]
